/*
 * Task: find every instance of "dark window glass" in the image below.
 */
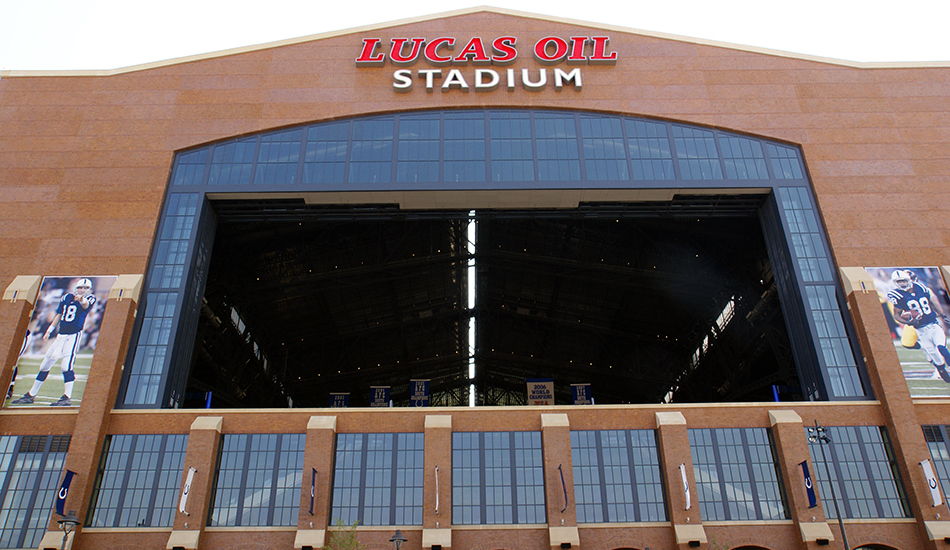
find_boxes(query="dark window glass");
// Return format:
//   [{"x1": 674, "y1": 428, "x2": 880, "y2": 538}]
[
  {"x1": 88, "y1": 434, "x2": 188, "y2": 527},
  {"x1": 535, "y1": 113, "x2": 580, "y2": 181},
  {"x1": 924, "y1": 426, "x2": 950, "y2": 501},
  {"x1": 256, "y1": 129, "x2": 303, "y2": 185},
  {"x1": 397, "y1": 114, "x2": 441, "y2": 183},
  {"x1": 688, "y1": 428, "x2": 787, "y2": 521},
  {"x1": 126, "y1": 292, "x2": 176, "y2": 405},
  {"x1": 571, "y1": 430, "x2": 666, "y2": 523},
  {"x1": 170, "y1": 149, "x2": 208, "y2": 187},
  {"x1": 349, "y1": 118, "x2": 394, "y2": 184},
  {"x1": 489, "y1": 111, "x2": 534, "y2": 182},
  {"x1": 626, "y1": 119, "x2": 675, "y2": 180},
  {"x1": 444, "y1": 111, "x2": 487, "y2": 182},
  {"x1": 330, "y1": 433, "x2": 424, "y2": 526},
  {"x1": 209, "y1": 433, "x2": 304, "y2": 526},
  {"x1": 209, "y1": 138, "x2": 256, "y2": 185},
  {"x1": 767, "y1": 143, "x2": 804, "y2": 179},
  {"x1": 673, "y1": 125, "x2": 723, "y2": 180},
  {"x1": 452, "y1": 431, "x2": 545, "y2": 524},
  {"x1": 0, "y1": 436, "x2": 70, "y2": 549},
  {"x1": 806, "y1": 426, "x2": 910, "y2": 519},
  {"x1": 581, "y1": 115, "x2": 628, "y2": 181},
  {"x1": 304, "y1": 122, "x2": 349, "y2": 184},
  {"x1": 719, "y1": 135, "x2": 768, "y2": 180}
]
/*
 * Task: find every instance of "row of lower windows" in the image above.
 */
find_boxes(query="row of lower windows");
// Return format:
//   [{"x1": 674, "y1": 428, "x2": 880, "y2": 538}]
[{"x1": 0, "y1": 425, "x2": 922, "y2": 545}]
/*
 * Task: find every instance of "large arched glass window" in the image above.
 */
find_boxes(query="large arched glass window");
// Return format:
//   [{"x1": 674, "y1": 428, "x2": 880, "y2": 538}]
[{"x1": 118, "y1": 109, "x2": 868, "y2": 408}]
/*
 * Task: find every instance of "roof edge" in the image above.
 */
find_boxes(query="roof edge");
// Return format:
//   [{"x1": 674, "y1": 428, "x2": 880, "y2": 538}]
[{"x1": 2, "y1": 6, "x2": 949, "y2": 77}]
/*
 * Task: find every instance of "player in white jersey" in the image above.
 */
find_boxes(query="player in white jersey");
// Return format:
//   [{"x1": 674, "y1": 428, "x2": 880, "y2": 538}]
[
  {"x1": 888, "y1": 270, "x2": 950, "y2": 383},
  {"x1": 12, "y1": 278, "x2": 96, "y2": 406}
]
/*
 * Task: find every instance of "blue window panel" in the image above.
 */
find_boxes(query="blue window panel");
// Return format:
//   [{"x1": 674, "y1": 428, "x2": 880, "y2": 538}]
[
  {"x1": 626, "y1": 119, "x2": 675, "y2": 180},
  {"x1": 767, "y1": 143, "x2": 805, "y2": 179},
  {"x1": 209, "y1": 138, "x2": 256, "y2": 185},
  {"x1": 349, "y1": 118, "x2": 394, "y2": 184},
  {"x1": 397, "y1": 114, "x2": 441, "y2": 183},
  {"x1": 581, "y1": 115, "x2": 628, "y2": 181},
  {"x1": 444, "y1": 111, "x2": 487, "y2": 182},
  {"x1": 0, "y1": 436, "x2": 70, "y2": 549},
  {"x1": 256, "y1": 128, "x2": 303, "y2": 185},
  {"x1": 673, "y1": 126, "x2": 723, "y2": 180},
  {"x1": 304, "y1": 122, "x2": 349, "y2": 184},
  {"x1": 170, "y1": 149, "x2": 208, "y2": 187},
  {"x1": 489, "y1": 111, "x2": 534, "y2": 182},
  {"x1": 535, "y1": 113, "x2": 580, "y2": 181},
  {"x1": 720, "y1": 135, "x2": 768, "y2": 180}
]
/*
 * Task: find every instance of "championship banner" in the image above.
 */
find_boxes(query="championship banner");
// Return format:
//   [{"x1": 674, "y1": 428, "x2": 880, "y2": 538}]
[
  {"x1": 370, "y1": 386, "x2": 390, "y2": 407},
  {"x1": 329, "y1": 393, "x2": 350, "y2": 407},
  {"x1": 410, "y1": 379, "x2": 430, "y2": 407},
  {"x1": 571, "y1": 383, "x2": 592, "y2": 405},
  {"x1": 527, "y1": 378, "x2": 554, "y2": 405},
  {"x1": 800, "y1": 460, "x2": 817, "y2": 508},
  {"x1": 55, "y1": 470, "x2": 76, "y2": 516},
  {"x1": 179, "y1": 467, "x2": 196, "y2": 515},
  {"x1": 922, "y1": 459, "x2": 943, "y2": 507},
  {"x1": 679, "y1": 463, "x2": 691, "y2": 510},
  {"x1": 309, "y1": 468, "x2": 317, "y2": 515}
]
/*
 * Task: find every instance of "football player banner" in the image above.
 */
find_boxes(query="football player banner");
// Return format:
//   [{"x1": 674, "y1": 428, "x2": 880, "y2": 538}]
[
  {"x1": 571, "y1": 383, "x2": 592, "y2": 405},
  {"x1": 7, "y1": 275, "x2": 117, "y2": 408},
  {"x1": 369, "y1": 386, "x2": 390, "y2": 407},
  {"x1": 865, "y1": 267, "x2": 950, "y2": 398},
  {"x1": 527, "y1": 378, "x2": 554, "y2": 405},
  {"x1": 410, "y1": 379, "x2": 430, "y2": 407}
]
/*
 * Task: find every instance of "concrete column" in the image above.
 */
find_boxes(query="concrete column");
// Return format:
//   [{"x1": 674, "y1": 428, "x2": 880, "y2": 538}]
[
  {"x1": 166, "y1": 416, "x2": 224, "y2": 550},
  {"x1": 769, "y1": 409, "x2": 836, "y2": 549},
  {"x1": 33, "y1": 276, "x2": 142, "y2": 550},
  {"x1": 840, "y1": 267, "x2": 950, "y2": 549},
  {"x1": 422, "y1": 415, "x2": 452, "y2": 550},
  {"x1": 655, "y1": 411, "x2": 706, "y2": 550},
  {"x1": 294, "y1": 415, "x2": 337, "y2": 550},
  {"x1": 541, "y1": 413, "x2": 578, "y2": 550}
]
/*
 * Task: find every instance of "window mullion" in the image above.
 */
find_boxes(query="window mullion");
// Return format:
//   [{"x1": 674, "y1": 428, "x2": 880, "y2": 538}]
[
  {"x1": 390, "y1": 434, "x2": 400, "y2": 525},
  {"x1": 358, "y1": 433, "x2": 369, "y2": 524},
  {"x1": 143, "y1": 435, "x2": 166, "y2": 527},
  {"x1": 710, "y1": 430, "x2": 730, "y2": 520},
  {"x1": 740, "y1": 429, "x2": 764, "y2": 520},
  {"x1": 624, "y1": 430, "x2": 642, "y2": 522},
  {"x1": 509, "y1": 433, "x2": 519, "y2": 524}
]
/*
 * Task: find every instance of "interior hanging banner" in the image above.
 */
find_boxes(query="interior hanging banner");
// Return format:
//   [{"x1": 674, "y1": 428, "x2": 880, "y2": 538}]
[
  {"x1": 370, "y1": 386, "x2": 390, "y2": 407},
  {"x1": 527, "y1": 378, "x2": 554, "y2": 405},
  {"x1": 410, "y1": 380, "x2": 430, "y2": 407}
]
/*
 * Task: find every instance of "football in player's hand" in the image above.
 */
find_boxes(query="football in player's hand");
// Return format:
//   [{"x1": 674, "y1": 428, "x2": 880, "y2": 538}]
[{"x1": 902, "y1": 310, "x2": 922, "y2": 322}]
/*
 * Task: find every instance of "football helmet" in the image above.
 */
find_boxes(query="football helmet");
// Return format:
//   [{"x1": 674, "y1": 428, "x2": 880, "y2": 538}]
[
  {"x1": 75, "y1": 278, "x2": 93, "y2": 295},
  {"x1": 891, "y1": 270, "x2": 913, "y2": 291}
]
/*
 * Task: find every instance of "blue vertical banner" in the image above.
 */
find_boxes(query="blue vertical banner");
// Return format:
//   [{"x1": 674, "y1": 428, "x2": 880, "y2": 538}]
[
  {"x1": 309, "y1": 468, "x2": 316, "y2": 515},
  {"x1": 369, "y1": 386, "x2": 390, "y2": 407},
  {"x1": 527, "y1": 378, "x2": 554, "y2": 405},
  {"x1": 56, "y1": 469, "x2": 76, "y2": 516},
  {"x1": 800, "y1": 460, "x2": 817, "y2": 508},
  {"x1": 410, "y1": 379, "x2": 430, "y2": 407},
  {"x1": 329, "y1": 393, "x2": 349, "y2": 408},
  {"x1": 571, "y1": 383, "x2": 592, "y2": 405}
]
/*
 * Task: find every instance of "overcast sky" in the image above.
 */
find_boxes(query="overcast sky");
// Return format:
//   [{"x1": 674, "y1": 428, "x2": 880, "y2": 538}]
[{"x1": 2, "y1": 0, "x2": 948, "y2": 71}]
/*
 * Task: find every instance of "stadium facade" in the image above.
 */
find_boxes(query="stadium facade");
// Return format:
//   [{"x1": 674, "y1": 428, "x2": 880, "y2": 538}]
[{"x1": 1, "y1": 7, "x2": 950, "y2": 550}]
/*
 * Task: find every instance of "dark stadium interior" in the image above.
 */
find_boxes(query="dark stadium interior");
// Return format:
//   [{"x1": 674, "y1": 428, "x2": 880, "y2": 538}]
[{"x1": 187, "y1": 195, "x2": 799, "y2": 408}]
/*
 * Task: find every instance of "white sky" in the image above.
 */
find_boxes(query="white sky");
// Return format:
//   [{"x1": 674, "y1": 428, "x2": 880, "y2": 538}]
[{"x1": 1, "y1": 0, "x2": 948, "y2": 71}]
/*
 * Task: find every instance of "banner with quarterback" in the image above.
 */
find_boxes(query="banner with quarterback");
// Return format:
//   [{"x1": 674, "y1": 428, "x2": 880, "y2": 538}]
[
  {"x1": 866, "y1": 267, "x2": 950, "y2": 397},
  {"x1": 7, "y1": 276, "x2": 117, "y2": 408}
]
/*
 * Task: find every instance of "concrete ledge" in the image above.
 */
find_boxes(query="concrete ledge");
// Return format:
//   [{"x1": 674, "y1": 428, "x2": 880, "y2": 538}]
[
  {"x1": 673, "y1": 524, "x2": 706, "y2": 545},
  {"x1": 925, "y1": 520, "x2": 950, "y2": 541},
  {"x1": 769, "y1": 409, "x2": 802, "y2": 426},
  {"x1": 541, "y1": 413, "x2": 570, "y2": 428},
  {"x1": 294, "y1": 529, "x2": 326, "y2": 549},
  {"x1": 425, "y1": 415, "x2": 452, "y2": 429},
  {"x1": 799, "y1": 522, "x2": 834, "y2": 543},
  {"x1": 166, "y1": 529, "x2": 201, "y2": 550},
  {"x1": 548, "y1": 526, "x2": 580, "y2": 547},
  {"x1": 839, "y1": 267, "x2": 875, "y2": 296},
  {"x1": 3, "y1": 275, "x2": 41, "y2": 304},
  {"x1": 109, "y1": 274, "x2": 144, "y2": 302},
  {"x1": 39, "y1": 530, "x2": 75, "y2": 550},
  {"x1": 308, "y1": 416, "x2": 337, "y2": 431},
  {"x1": 190, "y1": 416, "x2": 223, "y2": 432},
  {"x1": 656, "y1": 411, "x2": 686, "y2": 427},
  {"x1": 423, "y1": 528, "x2": 452, "y2": 548}
]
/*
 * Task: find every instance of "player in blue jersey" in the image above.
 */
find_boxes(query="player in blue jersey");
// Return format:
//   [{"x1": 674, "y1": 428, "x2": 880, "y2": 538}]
[
  {"x1": 12, "y1": 278, "x2": 96, "y2": 406},
  {"x1": 888, "y1": 270, "x2": 950, "y2": 383}
]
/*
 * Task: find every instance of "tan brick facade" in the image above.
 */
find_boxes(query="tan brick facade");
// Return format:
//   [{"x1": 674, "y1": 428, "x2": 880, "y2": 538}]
[{"x1": 1, "y1": 8, "x2": 949, "y2": 550}]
